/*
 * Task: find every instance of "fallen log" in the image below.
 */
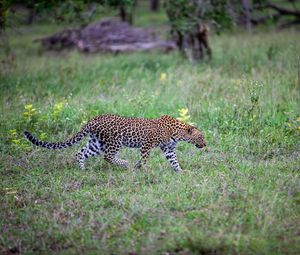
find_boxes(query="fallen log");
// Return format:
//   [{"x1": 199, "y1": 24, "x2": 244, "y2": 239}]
[
  {"x1": 77, "y1": 41, "x2": 175, "y2": 53},
  {"x1": 35, "y1": 29, "x2": 80, "y2": 50},
  {"x1": 35, "y1": 18, "x2": 176, "y2": 53}
]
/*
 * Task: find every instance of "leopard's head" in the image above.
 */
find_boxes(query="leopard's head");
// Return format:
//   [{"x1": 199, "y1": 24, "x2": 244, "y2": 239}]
[
  {"x1": 181, "y1": 125, "x2": 206, "y2": 149},
  {"x1": 159, "y1": 115, "x2": 206, "y2": 149}
]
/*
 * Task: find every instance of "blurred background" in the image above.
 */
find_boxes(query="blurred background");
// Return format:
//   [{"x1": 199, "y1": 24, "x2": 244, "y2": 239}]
[{"x1": 1, "y1": 0, "x2": 300, "y2": 60}]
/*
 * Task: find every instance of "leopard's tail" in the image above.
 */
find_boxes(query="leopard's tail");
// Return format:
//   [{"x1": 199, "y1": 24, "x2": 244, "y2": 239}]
[{"x1": 24, "y1": 127, "x2": 89, "y2": 149}]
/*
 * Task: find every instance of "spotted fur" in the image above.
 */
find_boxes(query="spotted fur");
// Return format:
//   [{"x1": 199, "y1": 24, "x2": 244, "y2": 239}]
[{"x1": 24, "y1": 114, "x2": 206, "y2": 172}]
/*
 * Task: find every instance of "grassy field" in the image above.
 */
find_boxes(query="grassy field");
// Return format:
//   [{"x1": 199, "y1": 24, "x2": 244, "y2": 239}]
[{"x1": 1, "y1": 21, "x2": 300, "y2": 255}]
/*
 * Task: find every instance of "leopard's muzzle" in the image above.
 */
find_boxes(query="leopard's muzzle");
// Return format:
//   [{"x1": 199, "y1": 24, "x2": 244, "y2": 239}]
[{"x1": 196, "y1": 142, "x2": 206, "y2": 149}]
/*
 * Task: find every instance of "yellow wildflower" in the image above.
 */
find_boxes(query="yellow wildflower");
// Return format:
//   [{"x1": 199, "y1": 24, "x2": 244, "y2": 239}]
[
  {"x1": 297, "y1": 117, "x2": 300, "y2": 122},
  {"x1": 177, "y1": 108, "x2": 195, "y2": 126},
  {"x1": 176, "y1": 80, "x2": 183, "y2": 86},
  {"x1": 52, "y1": 101, "x2": 67, "y2": 116},
  {"x1": 24, "y1": 104, "x2": 34, "y2": 110},
  {"x1": 159, "y1": 73, "x2": 167, "y2": 82},
  {"x1": 9, "y1": 129, "x2": 17, "y2": 136},
  {"x1": 178, "y1": 108, "x2": 189, "y2": 116},
  {"x1": 39, "y1": 132, "x2": 48, "y2": 140},
  {"x1": 23, "y1": 104, "x2": 36, "y2": 118},
  {"x1": 53, "y1": 102, "x2": 64, "y2": 112},
  {"x1": 8, "y1": 130, "x2": 20, "y2": 145},
  {"x1": 11, "y1": 139, "x2": 21, "y2": 145}
]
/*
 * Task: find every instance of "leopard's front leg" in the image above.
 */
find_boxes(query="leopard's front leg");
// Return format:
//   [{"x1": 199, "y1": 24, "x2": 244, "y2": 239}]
[{"x1": 160, "y1": 143, "x2": 182, "y2": 172}]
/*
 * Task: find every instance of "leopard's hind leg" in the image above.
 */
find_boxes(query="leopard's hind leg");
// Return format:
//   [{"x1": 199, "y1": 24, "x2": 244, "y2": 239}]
[
  {"x1": 103, "y1": 141, "x2": 128, "y2": 168},
  {"x1": 134, "y1": 143, "x2": 154, "y2": 170},
  {"x1": 76, "y1": 135, "x2": 103, "y2": 169}
]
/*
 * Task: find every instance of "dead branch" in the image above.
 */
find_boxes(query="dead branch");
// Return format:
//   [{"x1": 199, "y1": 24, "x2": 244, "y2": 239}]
[{"x1": 265, "y1": 2, "x2": 300, "y2": 18}]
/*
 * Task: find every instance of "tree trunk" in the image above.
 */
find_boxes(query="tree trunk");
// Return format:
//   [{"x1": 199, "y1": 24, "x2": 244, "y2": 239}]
[
  {"x1": 0, "y1": 0, "x2": 6, "y2": 31},
  {"x1": 0, "y1": 1, "x2": 11, "y2": 57},
  {"x1": 27, "y1": 7, "x2": 36, "y2": 25},
  {"x1": 242, "y1": 0, "x2": 252, "y2": 32},
  {"x1": 119, "y1": 6, "x2": 127, "y2": 22},
  {"x1": 120, "y1": 1, "x2": 137, "y2": 25},
  {"x1": 150, "y1": 0, "x2": 160, "y2": 12}
]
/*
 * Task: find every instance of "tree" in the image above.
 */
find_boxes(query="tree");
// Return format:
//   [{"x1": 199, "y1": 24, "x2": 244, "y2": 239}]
[
  {"x1": 0, "y1": 0, "x2": 12, "y2": 58},
  {"x1": 103, "y1": 0, "x2": 136, "y2": 24},
  {"x1": 164, "y1": 0, "x2": 232, "y2": 61},
  {"x1": 242, "y1": 0, "x2": 251, "y2": 31}
]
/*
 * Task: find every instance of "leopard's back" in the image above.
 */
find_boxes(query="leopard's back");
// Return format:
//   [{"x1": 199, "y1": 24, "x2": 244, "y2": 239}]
[{"x1": 86, "y1": 115, "x2": 169, "y2": 148}]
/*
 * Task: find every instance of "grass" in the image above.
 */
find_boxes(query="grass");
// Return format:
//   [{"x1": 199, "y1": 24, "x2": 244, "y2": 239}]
[{"x1": 1, "y1": 21, "x2": 300, "y2": 254}]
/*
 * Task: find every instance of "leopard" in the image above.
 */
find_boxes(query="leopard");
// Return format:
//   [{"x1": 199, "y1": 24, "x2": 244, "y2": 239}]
[{"x1": 24, "y1": 114, "x2": 206, "y2": 172}]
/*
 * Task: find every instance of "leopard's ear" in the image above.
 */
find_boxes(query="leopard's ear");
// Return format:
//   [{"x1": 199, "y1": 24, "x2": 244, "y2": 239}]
[{"x1": 187, "y1": 126, "x2": 194, "y2": 135}]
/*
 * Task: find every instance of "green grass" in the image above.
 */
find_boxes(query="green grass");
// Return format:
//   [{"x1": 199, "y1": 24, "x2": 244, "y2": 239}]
[{"x1": 0, "y1": 23, "x2": 300, "y2": 254}]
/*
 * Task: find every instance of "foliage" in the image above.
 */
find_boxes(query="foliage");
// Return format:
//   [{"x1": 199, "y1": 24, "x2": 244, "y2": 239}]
[
  {"x1": 0, "y1": 0, "x2": 9, "y2": 29},
  {"x1": 102, "y1": 0, "x2": 133, "y2": 7},
  {"x1": 164, "y1": 0, "x2": 233, "y2": 34},
  {"x1": 207, "y1": 0, "x2": 233, "y2": 30},
  {"x1": 3, "y1": 0, "x2": 135, "y2": 25},
  {"x1": 0, "y1": 0, "x2": 12, "y2": 56},
  {"x1": 164, "y1": 0, "x2": 201, "y2": 34},
  {"x1": 0, "y1": 24, "x2": 299, "y2": 254}
]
